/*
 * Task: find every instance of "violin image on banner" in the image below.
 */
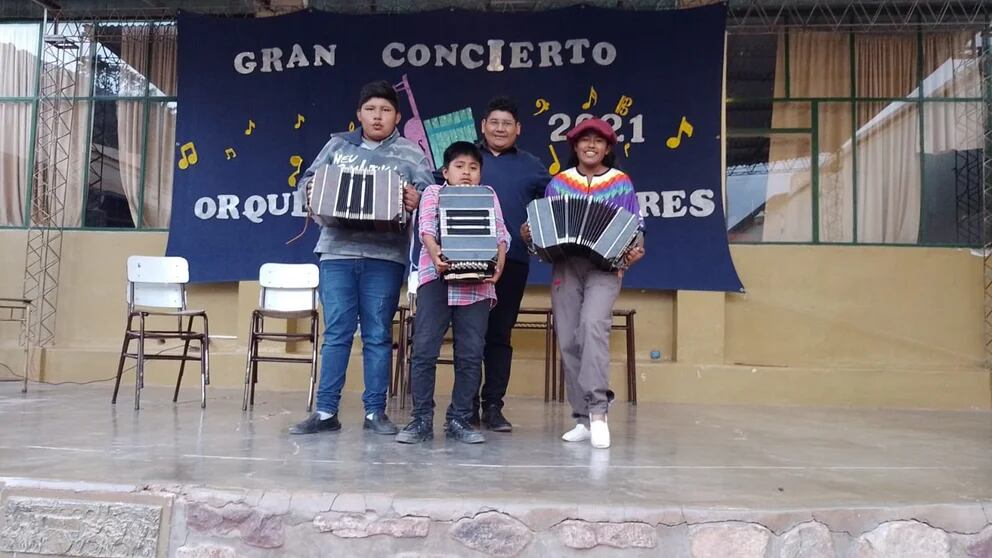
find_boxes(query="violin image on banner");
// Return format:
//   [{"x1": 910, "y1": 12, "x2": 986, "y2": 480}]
[{"x1": 393, "y1": 74, "x2": 435, "y2": 171}]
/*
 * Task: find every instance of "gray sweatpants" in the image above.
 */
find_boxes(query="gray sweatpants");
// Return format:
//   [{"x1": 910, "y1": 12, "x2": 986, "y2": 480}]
[{"x1": 551, "y1": 258, "x2": 621, "y2": 418}]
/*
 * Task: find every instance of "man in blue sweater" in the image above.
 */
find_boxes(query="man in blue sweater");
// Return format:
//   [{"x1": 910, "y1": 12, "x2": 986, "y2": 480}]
[
  {"x1": 290, "y1": 80, "x2": 433, "y2": 436},
  {"x1": 472, "y1": 97, "x2": 550, "y2": 432}
]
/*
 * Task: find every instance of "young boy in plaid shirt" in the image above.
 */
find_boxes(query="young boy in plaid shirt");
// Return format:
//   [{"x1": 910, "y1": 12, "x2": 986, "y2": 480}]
[{"x1": 397, "y1": 142, "x2": 510, "y2": 444}]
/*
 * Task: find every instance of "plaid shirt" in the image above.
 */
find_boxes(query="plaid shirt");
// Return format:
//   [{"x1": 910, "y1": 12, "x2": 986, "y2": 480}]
[{"x1": 418, "y1": 184, "x2": 511, "y2": 307}]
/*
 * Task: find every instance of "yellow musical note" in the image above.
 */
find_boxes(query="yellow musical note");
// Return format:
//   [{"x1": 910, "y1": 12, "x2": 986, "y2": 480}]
[
  {"x1": 294, "y1": 114, "x2": 305, "y2": 129},
  {"x1": 224, "y1": 147, "x2": 237, "y2": 160},
  {"x1": 348, "y1": 121, "x2": 356, "y2": 132},
  {"x1": 177, "y1": 141, "x2": 198, "y2": 170},
  {"x1": 244, "y1": 119, "x2": 256, "y2": 135},
  {"x1": 580, "y1": 86, "x2": 598, "y2": 110},
  {"x1": 533, "y1": 98, "x2": 550, "y2": 116},
  {"x1": 615, "y1": 95, "x2": 634, "y2": 117},
  {"x1": 624, "y1": 142, "x2": 631, "y2": 158},
  {"x1": 548, "y1": 144, "x2": 561, "y2": 175},
  {"x1": 665, "y1": 116, "x2": 694, "y2": 149},
  {"x1": 288, "y1": 155, "x2": 303, "y2": 187}
]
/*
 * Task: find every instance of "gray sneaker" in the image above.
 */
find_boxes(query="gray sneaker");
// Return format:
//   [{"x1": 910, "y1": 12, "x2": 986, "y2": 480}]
[{"x1": 396, "y1": 418, "x2": 433, "y2": 444}]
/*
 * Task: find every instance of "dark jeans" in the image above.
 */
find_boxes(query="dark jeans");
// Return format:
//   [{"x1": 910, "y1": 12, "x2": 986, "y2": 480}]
[
  {"x1": 477, "y1": 259, "x2": 529, "y2": 412},
  {"x1": 315, "y1": 258, "x2": 404, "y2": 415},
  {"x1": 409, "y1": 278, "x2": 490, "y2": 424}
]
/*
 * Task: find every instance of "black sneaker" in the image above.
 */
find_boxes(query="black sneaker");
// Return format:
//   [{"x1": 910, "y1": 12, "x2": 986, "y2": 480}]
[
  {"x1": 396, "y1": 418, "x2": 433, "y2": 444},
  {"x1": 445, "y1": 418, "x2": 485, "y2": 444},
  {"x1": 289, "y1": 413, "x2": 341, "y2": 435},
  {"x1": 363, "y1": 411, "x2": 399, "y2": 435},
  {"x1": 482, "y1": 406, "x2": 512, "y2": 432},
  {"x1": 468, "y1": 411, "x2": 481, "y2": 428}
]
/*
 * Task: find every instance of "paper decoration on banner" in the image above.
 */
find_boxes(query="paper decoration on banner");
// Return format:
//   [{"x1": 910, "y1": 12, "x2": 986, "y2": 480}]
[
  {"x1": 666, "y1": 116, "x2": 693, "y2": 149},
  {"x1": 177, "y1": 141, "x2": 198, "y2": 170},
  {"x1": 423, "y1": 108, "x2": 478, "y2": 170},
  {"x1": 288, "y1": 155, "x2": 303, "y2": 187}
]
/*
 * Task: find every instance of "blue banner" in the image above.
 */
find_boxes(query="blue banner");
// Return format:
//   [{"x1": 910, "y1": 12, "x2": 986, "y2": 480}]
[{"x1": 167, "y1": 5, "x2": 744, "y2": 292}]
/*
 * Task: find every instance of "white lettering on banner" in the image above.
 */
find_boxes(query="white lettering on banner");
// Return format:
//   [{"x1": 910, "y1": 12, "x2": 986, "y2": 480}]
[
  {"x1": 234, "y1": 44, "x2": 336, "y2": 75},
  {"x1": 382, "y1": 39, "x2": 616, "y2": 71},
  {"x1": 637, "y1": 190, "x2": 716, "y2": 219},
  {"x1": 194, "y1": 190, "x2": 309, "y2": 222}
]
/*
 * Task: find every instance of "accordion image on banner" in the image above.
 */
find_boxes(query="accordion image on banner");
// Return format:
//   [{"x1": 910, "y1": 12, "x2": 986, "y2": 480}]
[
  {"x1": 310, "y1": 164, "x2": 408, "y2": 232},
  {"x1": 438, "y1": 185, "x2": 499, "y2": 283},
  {"x1": 526, "y1": 195, "x2": 640, "y2": 271}
]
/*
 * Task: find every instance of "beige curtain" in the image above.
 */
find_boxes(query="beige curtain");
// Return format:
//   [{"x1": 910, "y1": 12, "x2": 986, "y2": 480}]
[
  {"x1": 762, "y1": 31, "x2": 980, "y2": 244},
  {"x1": 764, "y1": 32, "x2": 853, "y2": 242},
  {"x1": 0, "y1": 25, "x2": 40, "y2": 226},
  {"x1": 116, "y1": 24, "x2": 176, "y2": 229},
  {"x1": 143, "y1": 25, "x2": 177, "y2": 228}
]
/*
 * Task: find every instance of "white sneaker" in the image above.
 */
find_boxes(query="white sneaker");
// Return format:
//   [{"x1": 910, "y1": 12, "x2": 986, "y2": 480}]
[
  {"x1": 561, "y1": 423, "x2": 591, "y2": 442},
  {"x1": 590, "y1": 419, "x2": 610, "y2": 449}
]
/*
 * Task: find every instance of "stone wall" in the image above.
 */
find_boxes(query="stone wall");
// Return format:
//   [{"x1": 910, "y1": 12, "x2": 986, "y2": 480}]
[{"x1": 1, "y1": 479, "x2": 989, "y2": 557}]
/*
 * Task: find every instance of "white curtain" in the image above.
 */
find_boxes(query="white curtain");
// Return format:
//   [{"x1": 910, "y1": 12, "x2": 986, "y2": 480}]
[
  {"x1": 0, "y1": 24, "x2": 40, "y2": 226},
  {"x1": 144, "y1": 25, "x2": 176, "y2": 228},
  {"x1": 762, "y1": 31, "x2": 981, "y2": 244},
  {"x1": 117, "y1": 24, "x2": 176, "y2": 228}
]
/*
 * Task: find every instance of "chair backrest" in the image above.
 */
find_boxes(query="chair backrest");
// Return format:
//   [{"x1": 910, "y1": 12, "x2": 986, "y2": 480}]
[
  {"x1": 126, "y1": 256, "x2": 190, "y2": 310},
  {"x1": 259, "y1": 263, "x2": 319, "y2": 312}
]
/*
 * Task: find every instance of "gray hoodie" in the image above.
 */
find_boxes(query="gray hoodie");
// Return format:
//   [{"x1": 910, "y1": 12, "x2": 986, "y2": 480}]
[{"x1": 298, "y1": 128, "x2": 434, "y2": 266}]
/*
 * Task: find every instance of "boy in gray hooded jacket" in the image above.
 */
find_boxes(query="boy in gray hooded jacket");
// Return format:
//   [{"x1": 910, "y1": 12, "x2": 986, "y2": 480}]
[{"x1": 290, "y1": 80, "x2": 433, "y2": 436}]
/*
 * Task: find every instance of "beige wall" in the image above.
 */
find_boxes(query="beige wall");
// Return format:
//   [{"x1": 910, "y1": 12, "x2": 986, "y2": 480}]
[{"x1": 0, "y1": 230, "x2": 987, "y2": 410}]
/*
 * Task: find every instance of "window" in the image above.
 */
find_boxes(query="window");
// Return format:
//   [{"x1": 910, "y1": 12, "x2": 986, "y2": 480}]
[
  {"x1": 726, "y1": 29, "x2": 985, "y2": 246},
  {"x1": 0, "y1": 21, "x2": 177, "y2": 229}
]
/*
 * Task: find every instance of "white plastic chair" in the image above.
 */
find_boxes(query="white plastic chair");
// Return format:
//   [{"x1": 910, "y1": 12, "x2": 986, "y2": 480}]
[
  {"x1": 242, "y1": 263, "x2": 320, "y2": 411},
  {"x1": 112, "y1": 256, "x2": 210, "y2": 410}
]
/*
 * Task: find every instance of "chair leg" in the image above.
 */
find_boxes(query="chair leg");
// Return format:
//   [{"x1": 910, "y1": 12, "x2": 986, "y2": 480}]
[
  {"x1": 627, "y1": 315, "x2": 637, "y2": 404},
  {"x1": 135, "y1": 316, "x2": 146, "y2": 411},
  {"x1": 202, "y1": 314, "x2": 211, "y2": 386},
  {"x1": 249, "y1": 332, "x2": 259, "y2": 408},
  {"x1": 399, "y1": 318, "x2": 411, "y2": 410},
  {"x1": 173, "y1": 316, "x2": 194, "y2": 403},
  {"x1": 112, "y1": 332, "x2": 131, "y2": 405},
  {"x1": 392, "y1": 309, "x2": 407, "y2": 399},
  {"x1": 242, "y1": 314, "x2": 256, "y2": 411},
  {"x1": 21, "y1": 305, "x2": 30, "y2": 394},
  {"x1": 200, "y1": 314, "x2": 210, "y2": 409},
  {"x1": 307, "y1": 314, "x2": 318, "y2": 413},
  {"x1": 543, "y1": 319, "x2": 551, "y2": 403}
]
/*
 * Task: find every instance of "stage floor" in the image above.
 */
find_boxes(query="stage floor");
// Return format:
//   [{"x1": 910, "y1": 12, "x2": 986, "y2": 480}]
[{"x1": 1, "y1": 382, "x2": 991, "y2": 557}]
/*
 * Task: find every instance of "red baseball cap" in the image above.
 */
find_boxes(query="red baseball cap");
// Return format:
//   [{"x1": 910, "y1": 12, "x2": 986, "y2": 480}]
[{"x1": 565, "y1": 117, "x2": 618, "y2": 146}]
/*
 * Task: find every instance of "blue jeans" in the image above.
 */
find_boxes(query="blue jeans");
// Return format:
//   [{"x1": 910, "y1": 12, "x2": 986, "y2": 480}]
[{"x1": 316, "y1": 258, "x2": 404, "y2": 415}]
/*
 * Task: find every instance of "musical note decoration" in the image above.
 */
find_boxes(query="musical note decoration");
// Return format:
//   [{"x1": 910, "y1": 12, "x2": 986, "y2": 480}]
[
  {"x1": 533, "y1": 98, "x2": 550, "y2": 116},
  {"x1": 615, "y1": 95, "x2": 634, "y2": 117},
  {"x1": 624, "y1": 142, "x2": 631, "y2": 158},
  {"x1": 581, "y1": 86, "x2": 598, "y2": 110},
  {"x1": 665, "y1": 116, "x2": 694, "y2": 149},
  {"x1": 294, "y1": 114, "x2": 305, "y2": 129},
  {"x1": 177, "y1": 141, "x2": 198, "y2": 170},
  {"x1": 244, "y1": 119, "x2": 256, "y2": 135},
  {"x1": 288, "y1": 155, "x2": 303, "y2": 187},
  {"x1": 548, "y1": 144, "x2": 561, "y2": 175},
  {"x1": 224, "y1": 147, "x2": 237, "y2": 160}
]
